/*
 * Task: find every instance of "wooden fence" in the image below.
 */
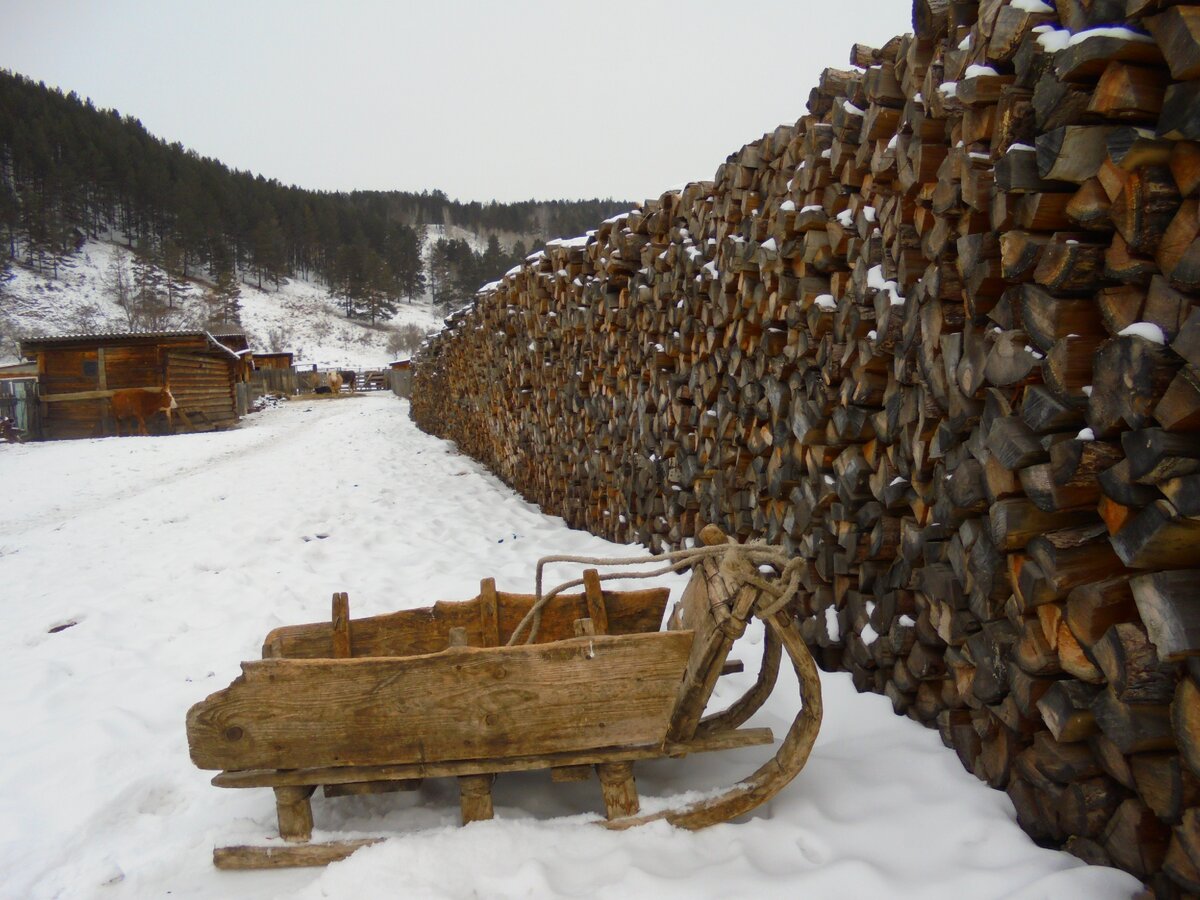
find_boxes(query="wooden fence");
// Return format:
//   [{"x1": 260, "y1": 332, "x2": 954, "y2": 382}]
[{"x1": 0, "y1": 378, "x2": 40, "y2": 440}]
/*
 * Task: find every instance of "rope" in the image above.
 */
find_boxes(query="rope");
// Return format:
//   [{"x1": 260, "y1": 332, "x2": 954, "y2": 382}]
[{"x1": 506, "y1": 539, "x2": 806, "y2": 646}]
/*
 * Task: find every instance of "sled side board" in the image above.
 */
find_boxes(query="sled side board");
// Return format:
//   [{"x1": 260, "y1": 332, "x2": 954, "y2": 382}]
[
  {"x1": 261, "y1": 587, "x2": 670, "y2": 659},
  {"x1": 211, "y1": 726, "x2": 776, "y2": 788},
  {"x1": 188, "y1": 630, "x2": 693, "y2": 771}
]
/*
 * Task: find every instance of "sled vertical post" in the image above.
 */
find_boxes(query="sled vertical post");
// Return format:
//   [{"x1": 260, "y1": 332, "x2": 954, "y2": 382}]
[
  {"x1": 331, "y1": 593, "x2": 351, "y2": 658},
  {"x1": 274, "y1": 786, "x2": 316, "y2": 842},
  {"x1": 479, "y1": 578, "x2": 500, "y2": 647},
  {"x1": 583, "y1": 569, "x2": 609, "y2": 635},
  {"x1": 596, "y1": 762, "x2": 640, "y2": 818},
  {"x1": 458, "y1": 774, "x2": 495, "y2": 823}
]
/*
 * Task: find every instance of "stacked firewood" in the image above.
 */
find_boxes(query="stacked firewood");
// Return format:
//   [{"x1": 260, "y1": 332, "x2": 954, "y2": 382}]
[{"x1": 412, "y1": 0, "x2": 1200, "y2": 891}]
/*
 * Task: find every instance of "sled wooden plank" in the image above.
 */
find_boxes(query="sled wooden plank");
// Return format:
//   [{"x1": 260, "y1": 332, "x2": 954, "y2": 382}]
[
  {"x1": 214, "y1": 839, "x2": 382, "y2": 870},
  {"x1": 189, "y1": 631, "x2": 693, "y2": 771},
  {"x1": 262, "y1": 587, "x2": 669, "y2": 659},
  {"x1": 211, "y1": 726, "x2": 776, "y2": 788},
  {"x1": 322, "y1": 779, "x2": 420, "y2": 798}
]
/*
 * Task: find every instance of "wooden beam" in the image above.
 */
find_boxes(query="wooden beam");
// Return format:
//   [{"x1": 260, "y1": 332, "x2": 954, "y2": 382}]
[{"x1": 214, "y1": 838, "x2": 382, "y2": 870}]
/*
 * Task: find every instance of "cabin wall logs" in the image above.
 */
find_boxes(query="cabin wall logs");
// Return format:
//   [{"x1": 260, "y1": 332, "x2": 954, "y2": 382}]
[{"x1": 412, "y1": 1, "x2": 1200, "y2": 892}]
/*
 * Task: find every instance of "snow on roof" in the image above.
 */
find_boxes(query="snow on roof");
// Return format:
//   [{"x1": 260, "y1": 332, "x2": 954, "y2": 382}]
[
  {"x1": 20, "y1": 328, "x2": 247, "y2": 345},
  {"x1": 203, "y1": 331, "x2": 252, "y2": 360}
]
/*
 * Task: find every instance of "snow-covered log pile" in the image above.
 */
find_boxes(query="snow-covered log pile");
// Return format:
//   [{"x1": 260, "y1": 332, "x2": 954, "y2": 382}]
[{"x1": 412, "y1": 0, "x2": 1200, "y2": 891}]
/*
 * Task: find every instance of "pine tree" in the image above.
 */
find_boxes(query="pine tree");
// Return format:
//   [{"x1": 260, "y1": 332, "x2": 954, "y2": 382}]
[
  {"x1": 206, "y1": 259, "x2": 242, "y2": 328},
  {"x1": 386, "y1": 225, "x2": 425, "y2": 302},
  {"x1": 251, "y1": 209, "x2": 286, "y2": 289},
  {"x1": 106, "y1": 248, "x2": 135, "y2": 328},
  {"x1": 429, "y1": 238, "x2": 455, "y2": 311},
  {"x1": 161, "y1": 237, "x2": 188, "y2": 309},
  {"x1": 129, "y1": 248, "x2": 171, "y2": 330}
]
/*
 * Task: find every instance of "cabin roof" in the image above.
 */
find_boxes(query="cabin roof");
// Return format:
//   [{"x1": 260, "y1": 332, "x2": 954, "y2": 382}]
[{"x1": 19, "y1": 330, "x2": 249, "y2": 359}]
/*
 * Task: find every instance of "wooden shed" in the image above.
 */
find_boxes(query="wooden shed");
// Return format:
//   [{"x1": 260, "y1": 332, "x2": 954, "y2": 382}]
[
  {"x1": 252, "y1": 352, "x2": 294, "y2": 371},
  {"x1": 19, "y1": 330, "x2": 248, "y2": 440},
  {"x1": 388, "y1": 358, "x2": 412, "y2": 398}
]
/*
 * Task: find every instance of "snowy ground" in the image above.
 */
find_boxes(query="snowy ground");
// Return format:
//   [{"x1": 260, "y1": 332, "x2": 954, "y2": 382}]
[
  {"x1": 0, "y1": 394, "x2": 1141, "y2": 899},
  {"x1": 1, "y1": 238, "x2": 441, "y2": 369}
]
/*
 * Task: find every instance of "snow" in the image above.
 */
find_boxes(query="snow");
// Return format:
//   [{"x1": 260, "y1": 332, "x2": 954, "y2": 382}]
[
  {"x1": 824, "y1": 607, "x2": 841, "y2": 642},
  {"x1": 1007, "y1": 143, "x2": 1036, "y2": 153},
  {"x1": 841, "y1": 100, "x2": 865, "y2": 117},
  {"x1": 546, "y1": 235, "x2": 590, "y2": 250},
  {"x1": 938, "y1": 82, "x2": 958, "y2": 98},
  {"x1": 1010, "y1": 0, "x2": 1053, "y2": 11},
  {"x1": 760, "y1": 238, "x2": 778, "y2": 253},
  {"x1": 780, "y1": 200, "x2": 797, "y2": 212},
  {"x1": 814, "y1": 294, "x2": 837, "y2": 310},
  {"x1": 1076, "y1": 428, "x2": 1096, "y2": 441},
  {"x1": 0, "y1": 395, "x2": 1141, "y2": 898},
  {"x1": 800, "y1": 205, "x2": 823, "y2": 213},
  {"x1": 1, "y1": 239, "x2": 440, "y2": 370},
  {"x1": 867, "y1": 265, "x2": 905, "y2": 306},
  {"x1": 1068, "y1": 26, "x2": 1154, "y2": 46},
  {"x1": 963, "y1": 65, "x2": 999, "y2": 79},
  {"x1": 1118, "y1": 322, "x2": 1167, "y2": 344},
  {"x1": 1033, "y1": 26, "x2": 1071, "y2": 52},
  {"x1": 836, "y1": 209, "x2": 854, "y2": 227}
]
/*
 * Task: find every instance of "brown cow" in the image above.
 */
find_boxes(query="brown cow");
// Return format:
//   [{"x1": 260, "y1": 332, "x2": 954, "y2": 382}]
[
  {"x1": 111, "y1": 387, "x2": 178, "y2": 436},
  {"x1": 0, "y1": 416, "x2": 21, "y2": 443},
  {"x1": 327, "y1": 372, "x2": 343, "y2": 394}
]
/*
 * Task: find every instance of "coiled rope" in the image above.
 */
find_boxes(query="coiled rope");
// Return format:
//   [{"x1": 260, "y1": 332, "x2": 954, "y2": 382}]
[{"x1": 507, "y1": 539, "x2": 806, "y2": 646}]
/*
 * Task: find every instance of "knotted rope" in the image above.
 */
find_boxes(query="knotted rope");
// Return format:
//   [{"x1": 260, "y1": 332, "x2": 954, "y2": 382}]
[{"x1": 507, "y1": 538, "x2": 806, "y2": 646}]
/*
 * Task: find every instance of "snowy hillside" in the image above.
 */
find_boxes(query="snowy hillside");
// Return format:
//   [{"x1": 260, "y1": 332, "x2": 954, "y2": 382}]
[
  {"x1": 0, "y1": 395, "x2": 1141, "y2": 899},
  {"x1": 0, "y1": 238, "x2": 442, "y2": 369}
]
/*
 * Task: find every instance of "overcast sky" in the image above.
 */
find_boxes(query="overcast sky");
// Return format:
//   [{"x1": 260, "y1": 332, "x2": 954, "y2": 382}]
[{"x1": 1, "y1": 1, "x2": 914, "y2": 204}]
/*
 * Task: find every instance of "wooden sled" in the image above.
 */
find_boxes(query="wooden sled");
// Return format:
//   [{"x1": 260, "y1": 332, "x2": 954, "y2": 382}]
[{"x1": 185, "y1": 527, "x2": 823, "y2": 869}]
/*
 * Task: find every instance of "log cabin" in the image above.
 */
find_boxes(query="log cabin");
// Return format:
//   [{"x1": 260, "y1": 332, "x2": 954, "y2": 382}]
[{"x1": 19, "y1": 330, "x2": 250, "y2": 440}]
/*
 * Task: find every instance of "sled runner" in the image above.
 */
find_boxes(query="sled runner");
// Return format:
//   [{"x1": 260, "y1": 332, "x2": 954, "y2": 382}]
[{"x1": 185, "y1": 526, "x2": 823, "y2": 869}]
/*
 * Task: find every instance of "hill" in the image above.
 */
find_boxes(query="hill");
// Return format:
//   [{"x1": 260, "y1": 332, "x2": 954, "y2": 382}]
[{"x1": 0, "y1": 69, "x2": 635, "y2": 362}]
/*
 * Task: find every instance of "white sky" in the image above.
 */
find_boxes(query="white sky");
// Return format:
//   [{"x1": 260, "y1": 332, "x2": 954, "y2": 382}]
[{"x1": 1, "y1": 1, "x2": 914, "y2": 204}]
